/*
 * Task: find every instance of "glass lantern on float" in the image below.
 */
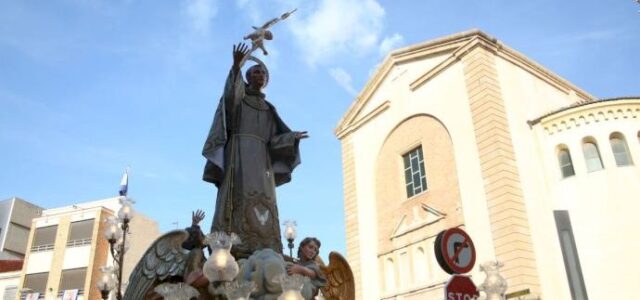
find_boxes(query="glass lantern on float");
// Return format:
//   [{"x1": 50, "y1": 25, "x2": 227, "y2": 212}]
[
  {"x1": 99, "y1": 196, "x2": 135, "y2": 300},
  {"x1": 276, "y1": 274, "x2": 306, "y2": 300},
  {"x1": 116, "y1": 236, "x2": 130, "y2": 253},
  {"x1": 203, "y1": 232, "x2": 241, "y2": 282},
  {"x1": 104, "y1": 217, "x2": 122, "y2": 243},
  {"x1": 283, "y1": 220, "x2": 297, "y2": 258},
  {"x1": 117, "y1": 197, "x2": 134, "y2": 222},
  {"x1": 97, "y1": 266, "x2": 116, "y2": 300},
  {"x1": 216, "y1": 281, "x2": 256, "y2": 300}
]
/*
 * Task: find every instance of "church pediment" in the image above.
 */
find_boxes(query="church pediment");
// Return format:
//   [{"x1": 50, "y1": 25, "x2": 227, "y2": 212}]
[
  {"x1": 391, "y1": 204, "x2": 446, "y2": 239},
  {"x1": 334, "y1": 29, "x2": 594, "y2": 139}
]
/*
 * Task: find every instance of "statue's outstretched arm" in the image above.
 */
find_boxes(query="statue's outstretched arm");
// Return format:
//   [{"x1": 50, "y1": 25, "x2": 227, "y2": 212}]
[{"x1": 224, "y1": 43, "x2": 249, "y2": 122}]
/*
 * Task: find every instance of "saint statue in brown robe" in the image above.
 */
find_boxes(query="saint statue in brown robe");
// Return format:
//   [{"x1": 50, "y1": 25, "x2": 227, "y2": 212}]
[{"x1": 202, "y1": 44, "x2": 307, "y2": 258}]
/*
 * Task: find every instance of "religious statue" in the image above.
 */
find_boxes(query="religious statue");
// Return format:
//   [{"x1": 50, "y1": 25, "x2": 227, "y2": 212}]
[
  {"x1": 286, "y1": 237, "x2": 327, "y2": 298},
  {"x1": 123, "y1": 10, "x2": 356, "y2": 300},
  {"x1": 201, "y1": 42, "x2": 308, "y2": 258}
]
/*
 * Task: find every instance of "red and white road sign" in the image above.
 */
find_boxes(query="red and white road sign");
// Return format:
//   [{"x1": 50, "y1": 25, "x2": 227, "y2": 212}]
[
  {"x1": 435, "y1": 227, "x2": 476, "y2": 274},
  {"x1": 445, "y1": 275, "x2": 479, "y2": 300}
]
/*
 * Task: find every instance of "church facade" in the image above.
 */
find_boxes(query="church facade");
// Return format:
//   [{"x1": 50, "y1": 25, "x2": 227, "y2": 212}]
[{"x1": 335, "y1": 30, "x2": 640, "y2": 299}]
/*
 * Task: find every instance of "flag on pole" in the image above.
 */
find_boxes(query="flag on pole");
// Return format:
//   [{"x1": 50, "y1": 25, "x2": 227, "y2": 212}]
[{"x1": 119, "y1": 168, "x2": 129, "y2": 196}]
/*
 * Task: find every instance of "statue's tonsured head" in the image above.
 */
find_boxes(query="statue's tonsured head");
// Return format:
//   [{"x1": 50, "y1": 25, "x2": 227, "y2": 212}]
[{"x1": 245, "y1": 64, "x2": 269, "y2": 90}]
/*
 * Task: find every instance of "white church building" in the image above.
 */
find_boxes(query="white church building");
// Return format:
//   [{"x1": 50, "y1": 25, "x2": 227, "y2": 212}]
[{"x1": 335, "y1": 30, "x2": 640, "y2": 300}]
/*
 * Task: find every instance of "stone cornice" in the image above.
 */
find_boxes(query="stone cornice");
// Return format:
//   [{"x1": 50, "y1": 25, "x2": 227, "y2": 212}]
[
  {"x1": 534, "y1": 98, "x2": 640, "y2": 135},
  {"x1": 335, "y1": 100, "x2": 390, "y2": 140}
]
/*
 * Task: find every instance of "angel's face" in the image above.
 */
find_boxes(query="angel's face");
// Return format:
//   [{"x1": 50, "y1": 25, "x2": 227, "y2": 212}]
[{"x1": 300, "y1": 241, "x2": 319, "y2": 261}]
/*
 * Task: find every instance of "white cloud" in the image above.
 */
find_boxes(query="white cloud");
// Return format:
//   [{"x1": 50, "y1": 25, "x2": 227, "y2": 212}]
[
  {"x1": 379, "y1": 33, "x2": 404, "y2": 56},
  {"x1": 184, "y1": 0, "x2": 217, "y2": 35},
  {"x1": 235, "y1": 0, "x2": 263, "y2": 23},
  {"x1": 288, "y1": 0, "x2": 386, "y2": 66},
  {"x1": 329, "y1": 67, "x2": 358, "y2": 96}
]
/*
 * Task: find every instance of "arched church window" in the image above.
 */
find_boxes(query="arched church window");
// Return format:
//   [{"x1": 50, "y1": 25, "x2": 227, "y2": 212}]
[
  {"x1": 414, "y1": 247, "x2": 427, "y2": 283},
  {"x1": 610, "y1": 133, "x2": 633, "y2": 166},
  {"x1": 403, "y1": 146, "x2": 428, "y2": 197},
  {"x1": 582, "y1": 138, "x2": 603, "y2": 172},
  {"x1": 385, "y1": 258, "x2": 396, "y2": 292},
  {"x1": 399, "y1": 251, "x2": 410, "y2": 288},
  {"x1": 557, "y1": 146, "x2": 575, "y2": 178}
]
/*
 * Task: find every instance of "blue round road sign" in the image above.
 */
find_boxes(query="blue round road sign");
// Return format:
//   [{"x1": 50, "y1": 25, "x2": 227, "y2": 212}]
[{"x1": 435, "y1": 227, "x2": 476, "y2": 274}]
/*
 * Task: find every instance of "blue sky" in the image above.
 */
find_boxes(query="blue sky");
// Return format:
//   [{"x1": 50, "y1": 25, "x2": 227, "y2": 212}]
[{"x1": 1, "y1": 0, "x2": 638, "y2": 258}]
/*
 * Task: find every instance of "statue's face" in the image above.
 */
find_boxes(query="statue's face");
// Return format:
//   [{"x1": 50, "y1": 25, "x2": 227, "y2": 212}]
[
  {"x1": 247, "y1": 66, "x2": 267, "y2": 90},
  {"x1": 300, "y1": 241, "x2": 319, "y2": 261}
]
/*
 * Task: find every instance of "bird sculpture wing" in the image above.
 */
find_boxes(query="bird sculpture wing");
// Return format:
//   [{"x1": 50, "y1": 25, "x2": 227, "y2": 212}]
[
  {"x1": 123, "y1": 230, "x2": 190, "y2": 300},
  {"x1": 259, "y1": 17, "x2": 280, "y2": 30},
  {"x1": 319, "y1": 251, "x2": 355, "y2": 300},
  {"x1": 259, "y1": 8, "x2": 297, "y2": 29}
]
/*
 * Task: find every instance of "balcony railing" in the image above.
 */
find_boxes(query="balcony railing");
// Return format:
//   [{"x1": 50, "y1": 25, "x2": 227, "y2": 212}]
[
  {"x1": 66, "y1": 238, "x2": 92, "y2": 247},
  {"x1": 30, "y1": 244, "x2": 54, "y2": 252},
  {"x1": 20, "y1": 292, "x2": 44, "y2": 300},
  {"x1": 57, "y1": 288, "x2": 85, "y2": 297}
]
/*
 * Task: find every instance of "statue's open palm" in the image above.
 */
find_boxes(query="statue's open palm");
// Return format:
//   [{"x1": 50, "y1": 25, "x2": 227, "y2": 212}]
[
  {"x1": 192, "y1": 209, "x2": 205, "y2": 226},
  {"x1": 232, "y1": 43, "x2": 250, "y2": 70}
]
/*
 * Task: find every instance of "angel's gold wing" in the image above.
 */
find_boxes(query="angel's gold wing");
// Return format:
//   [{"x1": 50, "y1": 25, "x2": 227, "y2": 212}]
[{"x1": 319, "y1": 251, "x2": 355, "y2": 300}]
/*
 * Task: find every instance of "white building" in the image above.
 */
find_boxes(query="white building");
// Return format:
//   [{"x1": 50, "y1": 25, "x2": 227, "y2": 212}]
[
  {"x1": 0, "y1": 198, "x2": 43, "y2": 260},
  {"x1": 17, "y1": 197, "x2": 159, "y2": 300},
  {"x1": 335, "y1": 29, "x2": 640, "y2": 299}
]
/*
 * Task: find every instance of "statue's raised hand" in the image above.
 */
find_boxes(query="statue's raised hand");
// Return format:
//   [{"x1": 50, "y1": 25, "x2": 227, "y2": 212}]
[
  {"x1": 232, "y1": 43, "x2": 250, "y2": 71},
  {"x1": 192, "y1": 209, "x2": 205, "y2": 226}
]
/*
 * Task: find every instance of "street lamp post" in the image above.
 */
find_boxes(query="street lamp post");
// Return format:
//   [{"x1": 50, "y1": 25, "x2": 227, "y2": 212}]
[
  {"x1": 99, "y1": 197, "x2": 134, "y2": 300},
  {"x1": 283, "y1": 220, "x2": 297, "y2": 258}
]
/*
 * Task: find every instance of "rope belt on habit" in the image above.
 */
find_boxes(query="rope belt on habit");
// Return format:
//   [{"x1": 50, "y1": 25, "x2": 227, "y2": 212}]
[{"x1": 232, "y1": 133, "x2": 266, "y2": 143}]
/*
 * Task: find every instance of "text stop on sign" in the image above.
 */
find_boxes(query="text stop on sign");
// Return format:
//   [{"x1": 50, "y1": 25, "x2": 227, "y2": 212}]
[
  {"x1": 447, "y1": 293, "x2": 478, "y2": 300},
  {"x1": 445, "y1": 275, "x2": 479, "y2": 300}
]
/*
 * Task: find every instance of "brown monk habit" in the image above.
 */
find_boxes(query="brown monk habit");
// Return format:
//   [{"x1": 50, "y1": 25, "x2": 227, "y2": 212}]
[{"x1": 202, "y1": 67, "x2": 301, "y2": 258}]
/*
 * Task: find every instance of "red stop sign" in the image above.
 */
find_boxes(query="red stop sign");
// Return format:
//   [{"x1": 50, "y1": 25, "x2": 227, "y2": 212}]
[{"x1": 445, "y1": 275, "x2": 479, "y2": 300}]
